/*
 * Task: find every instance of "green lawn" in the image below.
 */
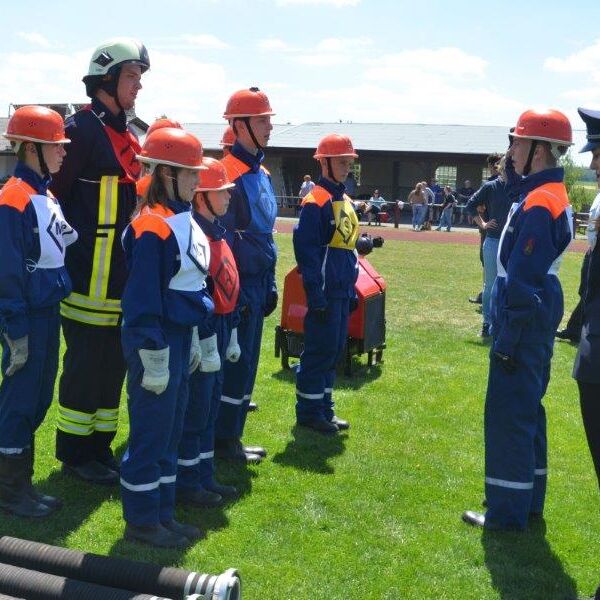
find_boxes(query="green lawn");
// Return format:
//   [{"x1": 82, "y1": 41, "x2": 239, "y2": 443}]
[{"x1": 2, "y1": 234, "x2": 598, "y2": 600}]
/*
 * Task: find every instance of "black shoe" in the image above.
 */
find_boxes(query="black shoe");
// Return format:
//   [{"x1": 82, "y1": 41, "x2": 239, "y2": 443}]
[
  {"x1": 330, "y1": 415, "x2": 350, "y2": 430},
  {"x1": 206, "y1": 481, "x2": 239, "y2": 499},
  {"x1": 479, "y1": 323, "x2": 491, "y2": 338},
  {"x1": 27, "y1": 486, "x2": 62, "y2": 511},
  {"x1": 468, "y1": 293, "x2": 483, "y2": 304},
  {"x1": 178, "y1": 488, "x2": 223, "y2": 508},
  {"x1": 215, "y1": 439, "x2": 263, "y2": 464},
  {"x1": 162, "y1": 519, "x2": 204, "y2": 541},
  {"x1": 247, "y1": 402, "x2": 258, "y2": 412},
  {"x1": 62, "y1": 461, "x2": 119, "y2": 485},
  {"x1": 243, "y1": 445, "x2": 267, "y2": 457},
  {"x1": 97, "y1": 455, "x2": 120, "y2": 473},
  {"x1": 125, "y1": 523, "x2": 190, "y2": 549},
  {"x1": 555, "y1": 329, "x2": 580, "y2": 342},
  {"x1": 0, "y1": 490, "x2": 54, "y2": 518},
  {"x1": 462, "y1": 510, "x2": 486, "y2": 528},
  {"x1": 297, "y1": 419, "x2": 339, "y2": 435}
]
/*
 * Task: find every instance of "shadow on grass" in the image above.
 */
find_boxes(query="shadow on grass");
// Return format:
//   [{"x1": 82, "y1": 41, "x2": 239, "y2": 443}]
[
  {"x1": 271, "y1": 360, "x2": 383, "y2": 391},
  {"x1": 482, "y1": 519, "x2": 578, "y2": 600},
  {"x1": 271, "y1": 425, "x2": 347, "y2": 474}
]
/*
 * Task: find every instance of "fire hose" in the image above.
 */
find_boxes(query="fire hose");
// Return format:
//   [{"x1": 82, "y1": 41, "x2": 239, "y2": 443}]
[{"x1": 0, "y1": 537, "x2": 241, "y2": 600}]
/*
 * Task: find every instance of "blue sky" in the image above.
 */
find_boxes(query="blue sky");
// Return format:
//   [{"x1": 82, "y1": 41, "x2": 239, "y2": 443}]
[{"x1": 3, "y1": 0, "x2": 600, "y2": 135}]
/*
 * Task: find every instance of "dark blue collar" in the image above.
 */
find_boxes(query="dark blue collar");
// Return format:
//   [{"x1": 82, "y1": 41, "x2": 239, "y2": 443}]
[
  {"x1": 194, "y1": 211, "x2": 226, "y2": 240},
  {"x1": 167, "y1": 198, "x2": 191, "y2": 214},
  {"x1": 231, "y1": 141, "x2": 264, "y2": 173},
  {"x1": 91, "y1": 97, "x2": 127, "y2": 132},
  {"x1": 521, "y1": 167, "x2": 564, "y2": 197},
  {"x1": 318, "y1": 176, "x2": 346, "y2": 200},
  {"x1": 14, "y1": 161, "x2": 51, "y2": 195}
]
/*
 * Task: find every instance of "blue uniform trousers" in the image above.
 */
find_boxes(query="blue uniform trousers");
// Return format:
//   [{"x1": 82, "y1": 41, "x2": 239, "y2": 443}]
[
  {"x1": 484, "y1": 335, "x2": 553, "y2": 530},
  {"x1": 0, "y1": 306, "x2": 60, "y2": 453},
  {"x1": 296, "y1": 297, "x2": 350, "y2": 423},
  {"x1": 120, "y1": 326, "x2": 191, "y2": 527},
  {"x1": 178, "y1": 314, "x2": 232, "y2": 491},
  {"x1": 216, "y1": 284, "x2": 265, "y2": 441}
]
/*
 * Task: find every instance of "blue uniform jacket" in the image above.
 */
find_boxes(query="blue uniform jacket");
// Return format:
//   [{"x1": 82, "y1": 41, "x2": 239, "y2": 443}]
[
  {"x1": 121, "y1": 199, "x2": 214, "y2": 356},
  {"x1": 0, "y1": 163, "x2": 73, "y2": 339},
  {"x1": 194, "y1": 212, "x2": 241, "y2": 330},
  {"x1": 492, "y1": 168, "x2": 572, "y2": 356},
  {"x1": 293, "y1": 177, "x2": 359, "y2": 310},
  {"x1": 466, "y1": 177, "x2": 512, "y2": 239},
  {"x1": 220, "y1": 142, "x2": 277, "y2": 301}
]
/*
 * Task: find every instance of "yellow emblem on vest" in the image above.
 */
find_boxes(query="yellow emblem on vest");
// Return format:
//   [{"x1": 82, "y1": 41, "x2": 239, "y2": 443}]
[{"x1": 329, "y1": 196, "x2": 359, "y2": 250}]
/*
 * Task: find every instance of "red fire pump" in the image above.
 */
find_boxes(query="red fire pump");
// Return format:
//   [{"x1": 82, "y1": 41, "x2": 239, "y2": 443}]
[{"x1": 275, "y1": 255, "x2": 386, "y2": 375}]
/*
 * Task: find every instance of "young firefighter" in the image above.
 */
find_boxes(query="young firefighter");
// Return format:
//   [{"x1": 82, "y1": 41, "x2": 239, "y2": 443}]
[
  {"x1": 463, "y1": 109, "x2": 573, "y2": 530},
  {"x1": 215, "y1": 88, "x2": 278, "y2": 463},
  {"x1": 51, "y1": 38, "x2": 150, "y2": 484},
  {"x1": 220, "y1": 125, "x2": 235, "y2": 158},
  {"x1": 177, "y1": 158, "x2": 241, "y2": 507},
  {"x1": 293, "y1": 134, "x2": 359, "y2": 434},
  {"x1": 0, "y1": 106, "x2": 77, "y2": 517},
  {"x1": 120, "y1": 127, "x2": 215, "y2": 548}
]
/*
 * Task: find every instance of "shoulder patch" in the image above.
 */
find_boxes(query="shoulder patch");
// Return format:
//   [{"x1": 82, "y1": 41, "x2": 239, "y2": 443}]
[
  {"x1": 301, "y1": 185, "x2": 332, "y2": 207},
  {"x1": 131, "y1": 213, "x2": 171, "y2": 240},
  {"x1": 221, "y1": 154, "x2": 250, "y2": 181},
  {"x1": 0, "y1": 177, "x2": 34, "y2": 213},
  {"x1": 524, "y1": 182, "x2": 569, "y2": 220}
]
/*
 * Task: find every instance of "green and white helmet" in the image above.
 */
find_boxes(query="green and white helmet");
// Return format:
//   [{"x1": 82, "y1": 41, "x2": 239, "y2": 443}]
[
  {"x1": 83, "y1": 38, "x2": 150, "y2": 96},
  {"x1": 86, "y1": 38, "x2": 150, "y2": 77}
]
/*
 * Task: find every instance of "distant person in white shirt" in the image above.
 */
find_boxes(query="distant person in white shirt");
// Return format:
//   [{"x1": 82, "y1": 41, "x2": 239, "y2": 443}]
[{"x1": 299, "y1": 174, "x2": 315, "y2": 199}]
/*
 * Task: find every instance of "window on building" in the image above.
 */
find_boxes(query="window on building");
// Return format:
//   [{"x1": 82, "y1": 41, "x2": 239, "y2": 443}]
[
  {"x1": 351, "y1": 162, "x2": 361, "y2": 186},
  {"x1": 481, "y1": 167, "x2": 491, "y2": 182},
  {"x1": 434, "y1": 165, "x2": 457, "y2": 189}
]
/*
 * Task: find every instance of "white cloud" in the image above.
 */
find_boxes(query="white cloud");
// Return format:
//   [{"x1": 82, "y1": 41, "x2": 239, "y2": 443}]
[
  {"x1": 545, "y1": 39, "x2": 600, "y2": 74},
  {"x1": 258, "y1": 38, "x2": 292, "y2": 52},
  {"x1": 17, "y1": 32, "x2": 53, "y2": 48},
  {"x1": 276, "y1": 0, "x2": 360, "y2": 6},
  {"x1": 178, "y1": 34, "x2": 229, "y2": 50}
]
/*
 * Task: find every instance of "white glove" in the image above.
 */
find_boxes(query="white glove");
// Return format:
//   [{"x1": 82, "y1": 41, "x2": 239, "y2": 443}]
[
  {"x1": 3, "y1": 334, "x2": 28, "y2": 376},
  {"x1": 189, "y1": 327, "x2": 202, "y2": 374},
  {"x1": 199, "y1": 334, "x2": 221, "y2": 373},
  {"x1": 138, "y1": 347, "x2": 170, "y2": 395},
  {"x1": 225, "y1": 328, "x2": 241, "y2": 363}
]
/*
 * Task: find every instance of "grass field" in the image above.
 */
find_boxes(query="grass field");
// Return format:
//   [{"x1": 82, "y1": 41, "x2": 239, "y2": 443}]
[{"x1": 2, "y1": 233, "x2": 598, "y2": 600}]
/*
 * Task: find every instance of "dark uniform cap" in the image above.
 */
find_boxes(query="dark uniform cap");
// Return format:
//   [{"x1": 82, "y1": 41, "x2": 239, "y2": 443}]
[{"x1": 578, "y1": 107, "x2": 600, "y2": 153}]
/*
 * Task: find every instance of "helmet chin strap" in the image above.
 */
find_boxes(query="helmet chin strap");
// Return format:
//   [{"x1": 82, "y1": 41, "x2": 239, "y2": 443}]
[
  {"x1": 165, "y1": 168, "x2": 183, "y2": 202},
  {"x1": 101, "y1": 66, "x2": 123, "y2": 111},
  {"x1": 326, "y1": 157, "x2": 341, "y2": 183},
  {"x1": 201, "y1": 191, "x2": 219, "y2": 218},
  {"x1": 34, "y1": 143, "x2": 49, "y2": 177},
  {"x1": 236, "y1": 117, "x2": 262, "y2": 150},
  {"x1": 523, "y1": 140, "x2": 538, "y2": 177}
]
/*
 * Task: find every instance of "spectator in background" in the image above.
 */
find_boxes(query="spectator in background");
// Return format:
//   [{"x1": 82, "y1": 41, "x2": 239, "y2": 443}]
[
  {"x1": 344, "y1": 171, "x2": 357, "y2": 197},
  {"x1": 466, "y1": 156, "x2": 511, "y2": 338},
  {"x1": 298, "y1": 174, "x2": 315, "y2": 199},
  {"x1": 429, "y1": 178, "x2": 443, "y2": 203},
  {"x1": 457, "y1": 179, "x2": 476, "y2": 224},
  {"x1": 422, "y1": 181, "x2": 437, "y2": 223},
  {"x1": 365, "y1": 189, "x2": 388, "y2": 225},
  {"x1": 436, "y1": 186, "x2": 457, "y2": 231},
  {"x1": 408, "y1": 182, "x2": 428, "y2": 231}
]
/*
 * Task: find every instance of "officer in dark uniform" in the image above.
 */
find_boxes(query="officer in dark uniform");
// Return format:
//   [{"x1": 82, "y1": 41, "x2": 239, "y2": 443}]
[
  {"x1": 573, "y1": 107, "x2": 600, "y2": 492},
  {"x1": 51, "y1": 38, "x2": 150, "y2": 484}
]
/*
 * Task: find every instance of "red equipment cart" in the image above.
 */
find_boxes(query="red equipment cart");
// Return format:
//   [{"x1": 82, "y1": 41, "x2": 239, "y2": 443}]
[{"x1": 275, "y1": 256, "x2": 386, "y2": 375}]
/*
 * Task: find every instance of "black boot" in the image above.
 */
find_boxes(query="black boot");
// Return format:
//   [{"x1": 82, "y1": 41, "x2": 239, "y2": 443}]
[
  {"x1": 24, "y1": 447, "x2": 62, "y2": 511},
  {"x1": 124, "y1": 523, "x2": 190, "y2": 549},
  {"x1": 178, "y1": 487, "x2": 224, "y2": 508},
  {"x1": 0, "y1": 453, "x2": 53, "y2": 518},
  {"x1": 206, "y1": 481, "x2": 239, "y2": 499},
  {"x1": 215, "y1": 439, "x2": 263, "y2": 463},
  {"x1": 162, "y1": 519, "x2": 204, "y2": 541}
]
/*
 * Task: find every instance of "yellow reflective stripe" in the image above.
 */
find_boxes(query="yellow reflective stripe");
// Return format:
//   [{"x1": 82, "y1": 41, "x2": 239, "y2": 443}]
[
  {"x1": 60, "y1": 303, "x2": 120, "y2": 326},
  {"x1": 94, "y1": 422, "x2": 118, "y2": 432},
  {"x1": 58, "y1": 406, "x2": 95, "y2": 424},
  {"x1": 96, "y1": 408, "x2": 119, "y2": 419},
  {"x1": 89, "y1": 175, "x2": 118, "y2": 301},
  {"x1": 95, "y1": 408, "x2": 119, "y2": 432},
  {"x1": 57, "y1": 421, "x2": 94, "y2": 436},
  {"x1": 65, "y1": 292, "x2": 121, "y2": 312}
]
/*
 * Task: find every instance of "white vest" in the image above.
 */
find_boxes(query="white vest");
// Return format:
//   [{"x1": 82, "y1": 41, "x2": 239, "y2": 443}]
[
  {"x1": 165, "y1": 212, "x2": 210, "y2": 292},
  {"x1": 30, "y1": 194, "x2": 78, "y2": 270}
]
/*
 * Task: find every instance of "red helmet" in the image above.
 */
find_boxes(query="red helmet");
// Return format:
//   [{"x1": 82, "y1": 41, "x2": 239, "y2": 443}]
[
  {"x1": 223, "y1": 87, "x2": 275, "y2": 119},
  {"x1": 136, "y1": 128, "x2": 205, "y2": 170},
  {"x1": 195, "y1": 158, "x2": 235, "y2": 192},
  {"x1": 314, "y1": 134, "x2": 358, "y2": 159},
  {"x1": 511, "y1": 109, "x2": 573, "y2": 146},
  {"x1": 4, "y1": 105, "x2": 70, "y2": 145},
  {"x1": 147, "y1": 118, "x2": 182, "y2": 136},
  {"x1": 220, "y1": 126, "x2": 236, "y2": 147}
]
